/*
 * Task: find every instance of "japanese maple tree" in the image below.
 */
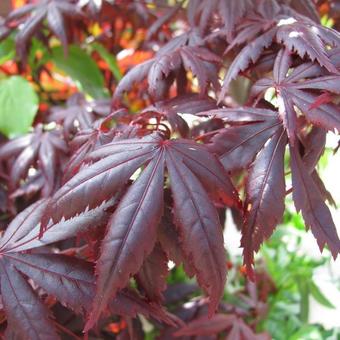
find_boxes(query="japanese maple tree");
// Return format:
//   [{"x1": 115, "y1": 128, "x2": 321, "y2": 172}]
[{"x1": 0, "y1": 0, "x2": 339, "y2": 339}]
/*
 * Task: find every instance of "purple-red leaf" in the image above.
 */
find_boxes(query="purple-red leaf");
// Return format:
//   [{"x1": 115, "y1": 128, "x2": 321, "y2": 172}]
[
  {"x1": 252, "y1": 50, "x2": 340, "y2": 141},
  {"x1": 220, "y1": 28, "x2": 277, "y2": 99},
  {"x1": 175, "y1": 314, "x2": 235, "y2": 336},
  {"x1": 241, "y1": 128, "x2": 287, "y2": 277},
  {"x1": 43, "y1": 133, "x2": 161, "y2": 225},
  {"x1": 290, "y1": 145, "x2": 340, "y2": 258},
  {"x1": 86, "y1": 151, "x2": 165, "y2": 330},
  {"x1": 166, "y1": 153, "x2": 226, "y2": 315},
  {"x1": 169, "y1": 139, "x2": 239, "y2": 206},
  {"x1": 203, "y1": 108, "x2": 281, "y2": 172},
  {"x1": 175, "y1": 313, "x2": 269, "y2": 339},
  {"x1": 0, "y1": 199, "x2": 112, "y2": 253},
  {"x1": 110, "y1": 288, "x2": 181, "y2": 327},
  {"x1": 276, "y1": 21, "x2": 339, "y2": 74},
  {"x1": 0, "y1": 259, "x2": 59, "y2": 340},
  {"x1": 114, "y1": 33, "x2": 220, "y2": 101},
  {"x1": 8, "y1": 0, "x2": 83, "y2": 61},
  {"x1": 0, "y1": 125, "x2": 68, "y2": 198},
  {"x1": 136, "y1": 243, "x2": 168, "y2": 302},
  {"x1": 4, "y1": 253, "x2": 94, "y2": 313}
]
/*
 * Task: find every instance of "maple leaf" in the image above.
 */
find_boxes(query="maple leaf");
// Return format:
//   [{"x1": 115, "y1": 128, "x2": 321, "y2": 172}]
[
  {"x1": 164, "y1": 282, "x2": 199, "y2": 305},
  {"x1": 0, "y1": 197, "x2": 113, "y2": 339},
  {"x1": 146, "y1": 1, "x2": 183, "y2": 40},
  {"x1": 109, "y1": 287, "x2": 180, "y2": 327},
  {"x1": 251, "y1": 48, "x2": 340, "y2": 143},
  {"x1": 135, "y1": 243, "x2": 169, "y2": 303},
  {"x1": 0, "y1": 197, "x2": 179, "y2": 338},
  {"x1": 0, "y1": 124, "x2": 68, "y2": 198},
  {"x1": 62, "y1": 127, "x2": 112, "y2": 183},
  {"x1": 241, "y1": 128, "x2": 287, "y2": 278},
  {"x1": 300, "y1": 126, "x2": 336, "y2": 206},
  {"x1": 158, "y1": 205, "x2": 196, "y2": 277},
  {"x1": 174, "y1": 313, "x2": 270, "y2": 339},
  {"x1": 7, "y1": 0, "x2": 83, "y2": 61},
  {"x1": 113, "y1": 31, "x2": 221, "y2": 101},
  {"x1": 49, "y1": 93, "x2": 111, "y2": 138},
  {"x1": 199, "y1": 107, "x2": 282, "y2": 172},
  {"x1": 0, "y1": 259, "x2": 60, "y2": 340},
  {"x1": 63, "y1": 124, "x2": 139, "y2": 183},
  {"x1": 287, "y1": 0, "x2": 320, "y2": 22},
  {"x1": 201, "y1": 106, "x2": 340, "y2": 276},
  {"x1": 42, "y1": 133, "x2": 238, "y2": 330},
  {"x1": 290, "y1": 145, "x2": 340, "y2": 258},
  {"x1": 187, "y1": 0, "x2": 253, "y2": 39},
  {"x1": 219, "y1": 0, "x2": 340, "y2": 99}
]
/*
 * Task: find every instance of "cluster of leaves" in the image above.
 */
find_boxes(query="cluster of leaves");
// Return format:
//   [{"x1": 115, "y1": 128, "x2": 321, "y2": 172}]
[{"x1": 0, "y1": 0, "x2": 339, "y2": 338}]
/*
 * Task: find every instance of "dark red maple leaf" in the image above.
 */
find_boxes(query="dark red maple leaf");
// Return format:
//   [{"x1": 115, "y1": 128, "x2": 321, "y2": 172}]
[
  {"x1": 0, "y1": 1, "x2": 339, "y2": 338},
  {"x1": 63, "y1": 123, "x2": 140, "y2": 183},
  {"x1": 0, "y1": 194, "x2": 178, "y2": 338},
  {"x1": 41, "y1": 132, "x2": 239, "y2": 330},
  {"x1": 108, "y1": 287, "x2": 181, "y2": 327},
  {"x1": 0, "y1": 197, "x2": 112, "y2": 338},
  {"x1": 200, "y1": 106, "x2": 340, "y2": 277},
  {"x1": 199, "y1": 107, "x2": 282, "y2": 172},
  {"x1": 49, "y1": 93, "x2": 111, "y2": 138},
  {"x1": 145, "y1": 1, "x2": 183, "y2": 41},
  {"x1": 187, "y1": 0, "x2": 253, "y2": 39},
  {"x1": 251, "y1": 48, "x2": 340, "y2": 143},
  {"x1": 286, "y1": 0, "x2": 320, "y2": 22},
  {"x1": 135, "y1": 242, "x2": 168, "y2": 303},
  {"x1": 219, "y1": 0, "x2": 340, "y2": 100},
  {"x1": 6, "y1": 0, "x2": 83, "y2": 61},
  {"x1": 0, "y1": 124, "x2": 68, "y2": 198},
  {"x1": 113, "y1": 31, "x2": 221, "y2": 101},
  {"x1": 241, "y1": 127, "x2": 287, "y2": 278},
  {"x1": 290, "y1": 144, "x2": 340, "y2": 260},
  {"x1": 174, "y1": 313, "x2": 270, "y2": 339}
]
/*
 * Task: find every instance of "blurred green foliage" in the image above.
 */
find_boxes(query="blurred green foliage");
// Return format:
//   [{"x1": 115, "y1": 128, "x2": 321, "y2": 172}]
[{"x1": 258, "y1": 207, "x2": 339, "y2": 340}]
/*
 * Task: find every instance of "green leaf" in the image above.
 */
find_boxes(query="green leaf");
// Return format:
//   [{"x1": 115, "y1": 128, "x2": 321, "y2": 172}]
[
  {"x1": 51, "y1": 45, "x2": 108, "y2": 99},
  {"x1": 296, "y1": 276, "x2": 309, "y2": 323},
  {"x1": 288, "y1": 325, "x2": 323, "y2": 340},
  {"x1": 91, "y1": 43, "x2": 122, "y2": 81},
  {"x1": 0, "y1": 76, "x2": 38, "y2": 138},
  {"x1": 0, "y1": 37, "x2": 15, "y2": 65},
  {"x1": 309, "y1": 281, "x2": 335, "y2": 309}
]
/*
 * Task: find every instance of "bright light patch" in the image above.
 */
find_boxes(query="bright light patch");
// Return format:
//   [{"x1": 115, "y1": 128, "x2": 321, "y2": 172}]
[
  {"x1": 28, "y1": 167, "x2": 37, "y2": 177},
  {"x1": 44, "y1": 122, "x2": 57, "y2": 130},
  {"x1": 167, "y1": 260, "x2": 175, "y2": 270},
  {"x1": 289, "y1": 31, "x2": 302, "y2": 38},
  {"x1": 130, "y1": 168, "x2": 142, "y2": 181},
  {"x1": 277, "y1": 17, "x2": 297, "y2": 26},
  {"x1": 264, "y1": 87, "x2": 278, "y2": 108},
  {"x1": 117, "y1": 48, "x2": 134, "y2": 60},
  {"x1": 183, "y1": 301, "x2": 196, "y2": 309}
]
